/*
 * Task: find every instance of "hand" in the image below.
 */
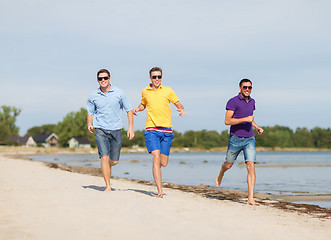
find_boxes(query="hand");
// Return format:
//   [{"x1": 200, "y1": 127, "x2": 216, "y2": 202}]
[
  {"x1": 133, "y1": 108, "x2": 139, "y2": 116},
  {"x1": 256, "y1": 127, "x2": 264, "y2": 135},
  {"x1": 127, "y1": 129, "x2": 134, "y2": 140},
  {"x1": 88, "y1": 124, "x2": 94, "y2": 134},
  {"x1": 246, "y1": 116, "x2": 254, "y2": 122},
  {"x1": 177, "y1": 108, "x2": 186, "y2": 117}
]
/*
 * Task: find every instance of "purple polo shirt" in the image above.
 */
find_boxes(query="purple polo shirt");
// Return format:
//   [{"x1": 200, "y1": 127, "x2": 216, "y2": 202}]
[{"x1": 226, "y1": 93, "x2": 256, "y2": 137}]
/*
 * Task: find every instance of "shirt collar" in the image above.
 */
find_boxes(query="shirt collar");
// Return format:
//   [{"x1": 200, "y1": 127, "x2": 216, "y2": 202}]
[
  {"x1": 97, "y1": 84, "x2": 114, "y2": 94},
  {"x1": 147, "y1": 84, "x2": 163, "y2": 90}
]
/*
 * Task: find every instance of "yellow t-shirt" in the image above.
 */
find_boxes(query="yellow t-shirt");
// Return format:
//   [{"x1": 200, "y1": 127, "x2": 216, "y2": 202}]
[{"x1": 141, "y1": 85, "x2": 179, "y2": 128}]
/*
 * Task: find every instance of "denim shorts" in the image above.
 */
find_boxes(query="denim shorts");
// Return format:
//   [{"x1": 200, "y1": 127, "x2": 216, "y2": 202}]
[
  {"x1": 95, "y1": 128, "x2": 122, "y2": 160},
  {"x1": 144, "y1": 131, "x2": 175, "y2": 156},
  {"x1": 225, "y1": 135, "x2": 256, "y2": 163}
]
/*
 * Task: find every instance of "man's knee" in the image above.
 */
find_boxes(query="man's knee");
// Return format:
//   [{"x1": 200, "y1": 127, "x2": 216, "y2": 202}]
[
  {"x1": 110, "y1": 160, "x2": 118, "y2": 166},
  {"x1": 161, "y1": 163, "x2": 167, "y2": 167},
  {"x1": 101, "y1": 156, "x2": 110, "y2": 162},
  {"x1": 246, "y1": 161, "x2": 255, "y2": 171},
  {"x1": 152, "y1": 155, "x2": 161, "y2": 167},
  {"x1": 161, "y1": 161, "x2": 168, "y2": 167},
  {"x1": 152, "y1": 150, "x2": 161, "y2": 160},
  {"x1": 160, "y1": 154, "x2": 169, "y2": 167},
  {"x1": 223, "y1": 162, "x2": 233, "y2": 170}
]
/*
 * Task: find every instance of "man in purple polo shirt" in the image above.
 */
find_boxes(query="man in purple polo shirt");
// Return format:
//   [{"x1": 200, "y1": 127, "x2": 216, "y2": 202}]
[{"x1": 215, "y1": 78, "x2": 264, "y2": 206}]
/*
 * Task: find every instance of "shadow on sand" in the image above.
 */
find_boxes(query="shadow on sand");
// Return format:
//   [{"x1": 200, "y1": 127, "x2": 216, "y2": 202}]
[
  {"x1": 83, "y1": 185, "x2": 109, "y2": 192},
  {"x1": 127, "y1": 188, "x2": 157, "y2": 197},
  {"x1": 82, "y1": 185, "x2": 157, "y2": 197}
]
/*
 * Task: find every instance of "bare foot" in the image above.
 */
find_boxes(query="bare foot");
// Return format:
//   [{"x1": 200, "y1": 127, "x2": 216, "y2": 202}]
[
  {"x1": 215, "y1": 172, "x2": 223, "y2": 187},
  {"x1": 247, "y1": 199, "x2": 260, "y2": 206},
  {"x1": 104, "y1": 186, "x2": 112, "y2": 192},
  {"x1": 157, "y1": 192, "x2": 164, "y2": 198}
]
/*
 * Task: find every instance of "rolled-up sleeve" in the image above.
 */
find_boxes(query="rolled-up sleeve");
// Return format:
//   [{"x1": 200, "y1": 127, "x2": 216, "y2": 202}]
[
  {"x1": 86, "y1": 97, "x2": 96, "y2": 115},
  {"x1": 121, "y1": 91, "x2": 133, "y2": 112}
]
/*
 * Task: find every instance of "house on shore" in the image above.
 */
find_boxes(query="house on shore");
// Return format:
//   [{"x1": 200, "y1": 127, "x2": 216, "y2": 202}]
[
  {"x1": 33, "y1": 133, "x2": 59, "y2": 147},
  {"x1": 68, "y1": 137, "x2": 91, "y2": 149},
  {"x1": 6, "y1": 136, "x2": 37, "y2": 147}
]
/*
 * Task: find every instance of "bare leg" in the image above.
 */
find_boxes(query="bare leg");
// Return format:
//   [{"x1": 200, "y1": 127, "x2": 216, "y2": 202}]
[
  {"x1": 100, "y1": 156, "x2": 118, "y2": 192},
  {"x1": 246, "y1": 161, "x2": 259, "y2": 206},
  {"x1": 215, "y1": 162, "x2": 233, "y2": 186},
  {"x1": 151, "y1": 150, "x2": 169, "y2": 198}
]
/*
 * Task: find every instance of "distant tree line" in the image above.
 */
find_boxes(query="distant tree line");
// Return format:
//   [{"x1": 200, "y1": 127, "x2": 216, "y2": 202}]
[
  {"x1": 1, "y1": 105, "x2": 331, "y2": 149},
  {"x1": 26, "y1": 108, "x2": 96, "y2": 147},
  {"x1": 123, "y1": 126, "x2": 331, "y2": 149},
  {"x1": 255, "y1": 125, "x2": 331, "y2": 149}
]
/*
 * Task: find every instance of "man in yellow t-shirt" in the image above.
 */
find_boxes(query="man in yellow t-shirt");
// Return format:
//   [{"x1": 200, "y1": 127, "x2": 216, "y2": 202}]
[{"x1": 134, "y1": 67, "x2": 186, "y2": 198}]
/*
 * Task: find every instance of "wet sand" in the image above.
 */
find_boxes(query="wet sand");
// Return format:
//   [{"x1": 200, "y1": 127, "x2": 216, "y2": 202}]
[{"x1": 255, "y1": 164, "x2": 331, "y2": 167}]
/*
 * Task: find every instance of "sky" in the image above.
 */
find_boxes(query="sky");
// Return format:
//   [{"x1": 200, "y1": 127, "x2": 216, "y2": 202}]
[{"x1": 1, "y1": 0, "x2": 331, "y2": 136}]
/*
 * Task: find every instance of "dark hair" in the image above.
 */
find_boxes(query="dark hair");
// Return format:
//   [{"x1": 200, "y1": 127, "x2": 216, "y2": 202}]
[
  {"x1": 149, "y1": 67, "x2": 162, "y2": 76},
  {"x1": 97, "y1": 69, "x2": 111, "y2": 77},
  {"x1": 239, "y1": 78, "x2": 252, "y2": 87}
]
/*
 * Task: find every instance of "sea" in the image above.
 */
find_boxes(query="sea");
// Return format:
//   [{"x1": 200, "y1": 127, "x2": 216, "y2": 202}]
[{"x1": 27, "y1": 151, "x2": 331, "y2": 208}]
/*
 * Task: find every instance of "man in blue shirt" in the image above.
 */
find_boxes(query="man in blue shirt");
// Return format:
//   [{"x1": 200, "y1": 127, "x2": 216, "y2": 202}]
[
  {"x1": 87, "y1": 69, "x2": 134, "y2": 192},
  {"x1": 215, "y1": 79, "x2": 264, "y2": 205}
]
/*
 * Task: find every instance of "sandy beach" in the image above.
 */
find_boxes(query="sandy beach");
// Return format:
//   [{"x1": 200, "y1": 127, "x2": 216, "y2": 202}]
[{"x1": 1, "y1": 152, "x2": 331, "y2": 240}]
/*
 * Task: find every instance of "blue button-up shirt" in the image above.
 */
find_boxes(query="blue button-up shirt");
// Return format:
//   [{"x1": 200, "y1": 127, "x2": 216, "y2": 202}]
[{"x1": 87, "y1": 85, "x2": 133, "y2": 130}]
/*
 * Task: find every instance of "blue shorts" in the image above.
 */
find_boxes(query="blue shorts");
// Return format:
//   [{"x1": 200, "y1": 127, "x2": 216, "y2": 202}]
[
  {"x1": 144, "y1": 131, "x2": 175, "y2": 156},
  {"x1": 225, "y1": 135, "x2": 256, "y2": 163},
  {"x1": 95, "y1": 128, "x2": 122, "y2": 161}
]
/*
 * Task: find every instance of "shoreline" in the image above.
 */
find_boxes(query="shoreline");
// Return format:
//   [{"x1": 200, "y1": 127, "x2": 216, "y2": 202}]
[
  {"x1": 6, "y1": 152, "x2": 331, "y2": 219},
  {"x1": 1, "y1": 152, "x2": 331, "y2": 240},
  {"x1": 1, "y1": 145, "x2": 331, "y2": 155},
  {"x1": 3, "y1": 146, "x2": 331, "y2": 209},
  {"x1": 40, "y1": 163, "x2": 331, "y2": 218}
]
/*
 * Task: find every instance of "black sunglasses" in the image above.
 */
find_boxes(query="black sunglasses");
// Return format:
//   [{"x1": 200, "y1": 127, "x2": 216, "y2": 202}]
[
  {"x1": 98, "y1": 76, "x2": 109, "y2": 81},
  {"x1": 242, "y1": 86, "x2": 252, "y2": 90},
  {"x1": 151, "y1": 75, "x2": 162, "y2": 79}
]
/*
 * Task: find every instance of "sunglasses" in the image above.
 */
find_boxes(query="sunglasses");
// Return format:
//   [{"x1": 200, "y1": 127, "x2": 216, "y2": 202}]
[
  {"x1": 151, "y1": 75, "x2": 162, "y2": 79},
  {"x1": 242, "y1": 86, "x2": 252, "y2": 90},
  {"x1": 97, "y1": 76, "x2": 109, "y2": 81}
]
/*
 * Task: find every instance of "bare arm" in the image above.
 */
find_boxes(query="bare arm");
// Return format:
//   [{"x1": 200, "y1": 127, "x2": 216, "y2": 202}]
[
  {"x1": 126, "y1": 110, "x2": 134, "y2": 140},
  {"x1": 87, "y1": 114, "x2": 94, "y2": 134},
  {"x1": 252, "y1": 121, "x2": 264, "y2": 135},
  {"x1": 224, "y1": 110, "x2": 254, "y2": 126},
  {"x1": 133, "y1": 103, "x2": 146, "y2": 116},
  {"x1": 174, "y1": 101, "x2": 186, "y2": 117}
]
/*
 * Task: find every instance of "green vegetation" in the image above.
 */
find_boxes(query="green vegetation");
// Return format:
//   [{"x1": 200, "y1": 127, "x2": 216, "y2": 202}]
[
  {"x1": 0, "y1": 105, "x2": 21, "y2": 141},
  {"x1": 171, "y1": 130, "x2": 229, "y2": 149},
  {"x1": 26, "y1": 124, "x2": 57, "y2": 136},
  {"x1": 255, "y1": 125, "x2": 331, "y2": 149},
  {"x1": 55, "y1": 108, "x2": 95, "y2": 147},
  {"x1": 123, "y1": 126, "x2": 331, "y2": 149},
  {"x1": 2, "y1": 105, "x2": 331, "y2": 149},
  {"x1": 25, "y1": 108, "x2": 96, "y2": 147},
  {"x1": 122, "y1": 129, "x2": 145, "y2": 147}
]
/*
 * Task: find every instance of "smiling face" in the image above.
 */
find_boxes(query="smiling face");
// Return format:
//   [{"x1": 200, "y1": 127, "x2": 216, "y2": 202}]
[
  {"x1": 97, "y1": 72, "x2": 111, "y2": 89},
  {"x1": 239, "y1": 81, "x2": 252, "y2": 99},
  {"x1": 149, "y1": 71, "x2": 162, "y2": 89}
]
